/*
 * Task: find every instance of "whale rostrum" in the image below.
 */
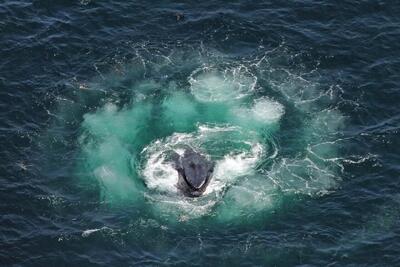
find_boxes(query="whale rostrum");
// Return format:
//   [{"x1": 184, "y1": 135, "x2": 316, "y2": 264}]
[{"x1": 171, "y1": 148, "x2": 214, "y2": 197}]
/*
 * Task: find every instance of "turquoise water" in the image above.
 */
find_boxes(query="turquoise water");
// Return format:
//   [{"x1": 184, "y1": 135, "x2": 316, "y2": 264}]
[
  {"x1": 75, "y1": 48, "x2": 342, "y2": 225},
  {"x1": 1, "y1": 1, "x2": 400, "y2": 266}
]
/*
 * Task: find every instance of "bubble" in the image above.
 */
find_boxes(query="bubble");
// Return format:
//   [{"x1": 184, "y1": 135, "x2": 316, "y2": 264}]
[
  {"x1": 229, "y1": 97, "x2": 285, "y2": 130},
  {"x1": 189, "y1": 66, "x2": 256, "y2": 103},
  {"x1": 66, "y1": 46, "x2": 344, "y2": 223},
  {"x1": 78, "y1": 101, "x2": 153, "y2": 202}
]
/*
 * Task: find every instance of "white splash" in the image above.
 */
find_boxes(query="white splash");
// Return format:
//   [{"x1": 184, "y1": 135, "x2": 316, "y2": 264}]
[{"x1": 140, "y1": 125, "x2": 265, "y2": 218}]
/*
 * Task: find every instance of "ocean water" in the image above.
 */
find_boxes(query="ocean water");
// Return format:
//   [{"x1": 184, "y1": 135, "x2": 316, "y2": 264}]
[{"x1": 1, "y1": 1, "x2": 400, "y2": 266}]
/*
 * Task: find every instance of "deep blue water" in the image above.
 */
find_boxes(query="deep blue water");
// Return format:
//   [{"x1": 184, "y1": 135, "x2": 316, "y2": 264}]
[{"x1": 1, "y1": 1, "x2": 400, "y2": 266}]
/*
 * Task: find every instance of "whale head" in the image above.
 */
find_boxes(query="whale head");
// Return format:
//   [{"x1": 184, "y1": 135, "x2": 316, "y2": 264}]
[{"x1": 172, "y1": 148, "x2": 214, "y2": 197}]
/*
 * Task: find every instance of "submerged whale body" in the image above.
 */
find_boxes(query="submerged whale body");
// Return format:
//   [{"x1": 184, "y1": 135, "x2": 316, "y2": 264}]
[{"x1": 171, "y1": 148, "x2": 214, "y2": 197}]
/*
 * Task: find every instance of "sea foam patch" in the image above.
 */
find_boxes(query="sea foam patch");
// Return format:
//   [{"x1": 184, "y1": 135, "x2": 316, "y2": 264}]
[{"x1": 189, "y1": 66, "x2": 256, "y2": 103}]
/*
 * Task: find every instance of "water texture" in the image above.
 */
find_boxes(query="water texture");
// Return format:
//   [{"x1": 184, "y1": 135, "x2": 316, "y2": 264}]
[{"x1": 1, "y1": 1, "x2": 400, "y2": 266}]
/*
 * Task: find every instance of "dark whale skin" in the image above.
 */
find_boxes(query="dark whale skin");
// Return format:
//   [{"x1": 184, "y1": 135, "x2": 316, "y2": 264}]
[{"x1": 171, "y1": 149, "x2": 214, "y2": 197}]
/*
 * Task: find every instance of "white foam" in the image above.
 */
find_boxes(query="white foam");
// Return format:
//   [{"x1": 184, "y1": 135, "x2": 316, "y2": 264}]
[
  {"x1": 140, "y1": 125, "x2": 264, "y2": 218},
  {"x1": 251, "y1": 97, "x2": 285, "y2": 122},
  {"x1": 82, "y1": 227, "x2": 110, "y2": 238},
  {"x1": 231, "y1": 97, "x2": 285, "y2": 128},
  {"x1": 206, "y1": 143, "x2": 263, "y2": 194},
  {"x1": 189, "y1": 67, "x2": 256, "y2": 103},
  {"x1": 141, "y1": 148, "x2": 179, "y2": 193}
]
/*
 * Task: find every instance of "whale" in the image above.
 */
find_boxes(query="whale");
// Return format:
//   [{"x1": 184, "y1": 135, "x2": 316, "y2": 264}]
[{"x1": 171, "y1": 148, "x2": 214, "y2": 197}]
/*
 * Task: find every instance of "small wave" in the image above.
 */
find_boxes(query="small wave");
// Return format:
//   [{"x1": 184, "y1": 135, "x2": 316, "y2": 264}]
[{"x1": 82, "y1": 227, "x2": 111, "y2": 238}]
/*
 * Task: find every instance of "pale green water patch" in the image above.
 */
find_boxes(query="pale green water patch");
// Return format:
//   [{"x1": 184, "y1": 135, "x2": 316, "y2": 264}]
[
  {"x1": 79, "y1": 102, "x2": 153, "y2": 202},
  {"x1": 72, "y1": 47, "x2": 344, "y2": 224},
  {"x1": 161, "y1": 92, "x2": 199, "y2": 132}
]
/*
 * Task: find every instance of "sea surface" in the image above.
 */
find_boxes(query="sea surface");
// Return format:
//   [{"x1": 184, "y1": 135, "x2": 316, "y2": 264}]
[{"x1": 1, "y1": 1, "x2": 400, "y2": 266}]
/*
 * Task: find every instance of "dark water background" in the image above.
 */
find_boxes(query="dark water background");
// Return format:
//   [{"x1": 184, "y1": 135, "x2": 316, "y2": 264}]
[{"x1": 1, "y1": 1, "x2": 400, "y2": 266}]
